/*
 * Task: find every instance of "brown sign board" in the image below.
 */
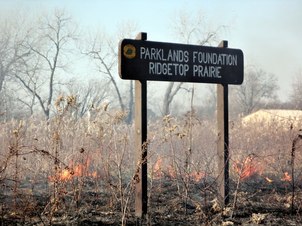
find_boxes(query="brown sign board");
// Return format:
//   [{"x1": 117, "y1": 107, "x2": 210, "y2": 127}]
[{"x1": 119, "y1": 39, "x2": 244, "y2": 85}]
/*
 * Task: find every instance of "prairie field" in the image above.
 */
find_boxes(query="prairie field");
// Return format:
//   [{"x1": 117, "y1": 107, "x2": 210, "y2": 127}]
[{"x1": 1, "y1": 102, "x2": 302, "y2": 225}]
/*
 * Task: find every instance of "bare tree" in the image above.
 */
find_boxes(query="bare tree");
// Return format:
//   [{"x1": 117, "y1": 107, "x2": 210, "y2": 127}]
[
  {"x1": 162, "y1": 10, "x2": 223, "y2": 116},
  {"x1": 66, "y1": 78, "x2": 111, "y2": 118},
  {"x1": 83, "y1": 33, "x2": 125, "y2": 112},
  {"x1": 289, "y1": 70, "x2": 302, "y2": 109},
  {"x1": 14, "y1": 10, "x2": 77, "y2": 119},
  {"x1": 162, "y1": 82, "x2": 183, "y2": 116},
  {"x1": 0, "y1": 23, "x2": 17, "y2": 92},
  {"x1": 0, "y1": 14, "x2": 34, "y2": 119},
  {"x1": 0, "y1": 17, "x2": 29, "y2": 95},
  {"x1": 171, "y1": 9, "x2": 222, "y2": 46},
  {"x1": 83, "y1": 22, "x2": 139, "y2": 123},
  {"x1": 232, "y1": 66, "x2": 279, "y2": 115}
]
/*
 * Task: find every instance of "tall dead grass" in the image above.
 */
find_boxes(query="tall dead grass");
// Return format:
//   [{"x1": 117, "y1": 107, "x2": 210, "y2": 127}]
[{"x1": 1, "y1": 100, "x2": 302, "y2": 223}]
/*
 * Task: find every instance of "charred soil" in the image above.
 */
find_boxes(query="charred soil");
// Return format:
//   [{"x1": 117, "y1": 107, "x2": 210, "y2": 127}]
[{"x1": 1, "y1": 176, "x2": 302, "y2": 225}]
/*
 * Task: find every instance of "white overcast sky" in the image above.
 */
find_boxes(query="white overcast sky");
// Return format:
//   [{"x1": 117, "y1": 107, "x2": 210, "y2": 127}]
[{"x1": 1, "y1": 0, "x2": 302, "y2": 101}]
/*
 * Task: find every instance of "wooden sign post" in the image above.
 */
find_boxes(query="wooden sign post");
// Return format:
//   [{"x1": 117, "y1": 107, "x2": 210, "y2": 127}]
[
  {"x1": 118, "y1": 33, "x2": 243, "y2": 218},
  {"x1": 134, "y1": 32, "x2": 148, "y2": 219},
  {"x1": 217, "y1": 40, "x2": 230, "y2": 207}
]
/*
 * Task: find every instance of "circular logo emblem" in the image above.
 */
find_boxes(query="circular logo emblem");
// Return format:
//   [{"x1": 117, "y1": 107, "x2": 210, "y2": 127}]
[{"x1": 123, "y1": 44, "x2": 136, "y2": 59}]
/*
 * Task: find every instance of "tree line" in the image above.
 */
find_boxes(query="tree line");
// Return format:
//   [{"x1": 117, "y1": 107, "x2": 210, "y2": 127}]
[{"x1": 0, "y1": 9, "x2": 301, "y2": 122}]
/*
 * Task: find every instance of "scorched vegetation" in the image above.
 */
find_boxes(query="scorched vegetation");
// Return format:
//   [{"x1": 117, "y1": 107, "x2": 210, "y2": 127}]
[{"x1": 1, "y1": 96, "x2": 302, "y2": 225}]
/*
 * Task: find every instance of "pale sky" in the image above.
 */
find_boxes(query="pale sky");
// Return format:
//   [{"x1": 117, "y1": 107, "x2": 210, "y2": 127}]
[{"x1": 1, "y1": 0, "x2": 302, "y2": 101}]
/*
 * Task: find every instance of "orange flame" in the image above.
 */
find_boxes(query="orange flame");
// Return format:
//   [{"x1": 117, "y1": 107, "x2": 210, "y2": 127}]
[
  {"x1": 152, "y1": 158, "x2": 204, "y2": 182},
  {"x1": 281, "y1": 172, "x2": 291, "y2": 182},
  {"x1": 91, "y1": 171, "x2": 97, "y2": 178},
  {"x1": 167, "y1": 165, "x2": 176, "y2": 178},
  {"x1": 153, "y1": 157, "x2": 163, "y2": 179},
  {"x1": 59, "y1": 169, "x2": 73, "y2": 181},
  {"x1": 49, "y1": 160, "x2": 97, "y2": 182},
  {"x1": 189, "y1": 171, "x2": 204, "y2": 182},
  {"x1": 233, "y1": 156, "x2": 262, "y2": 180}
]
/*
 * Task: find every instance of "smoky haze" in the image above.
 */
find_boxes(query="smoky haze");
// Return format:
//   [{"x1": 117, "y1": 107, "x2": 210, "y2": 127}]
[{"x1": 0, "y1": 0, "x2": 301, "y2": 119}]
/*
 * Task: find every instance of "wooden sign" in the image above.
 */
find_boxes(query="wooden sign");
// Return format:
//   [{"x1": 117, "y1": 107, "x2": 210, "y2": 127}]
[
  {"x1": 119, "y1": 39, "x2": 244, "y2": 85},
  {"x1": 118, "y1": 33, "x2": 244, "y2": 220}
]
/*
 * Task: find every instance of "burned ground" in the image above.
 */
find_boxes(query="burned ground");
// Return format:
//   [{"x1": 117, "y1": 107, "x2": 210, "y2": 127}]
[{"x1": 1, "y1": 176, "x2": 302, "y2": 225}]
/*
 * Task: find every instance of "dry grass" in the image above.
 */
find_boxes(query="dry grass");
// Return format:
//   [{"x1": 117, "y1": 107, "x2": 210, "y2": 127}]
[{"x1": 1, "y1": 99, "x2": 302, "y2": 224}]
